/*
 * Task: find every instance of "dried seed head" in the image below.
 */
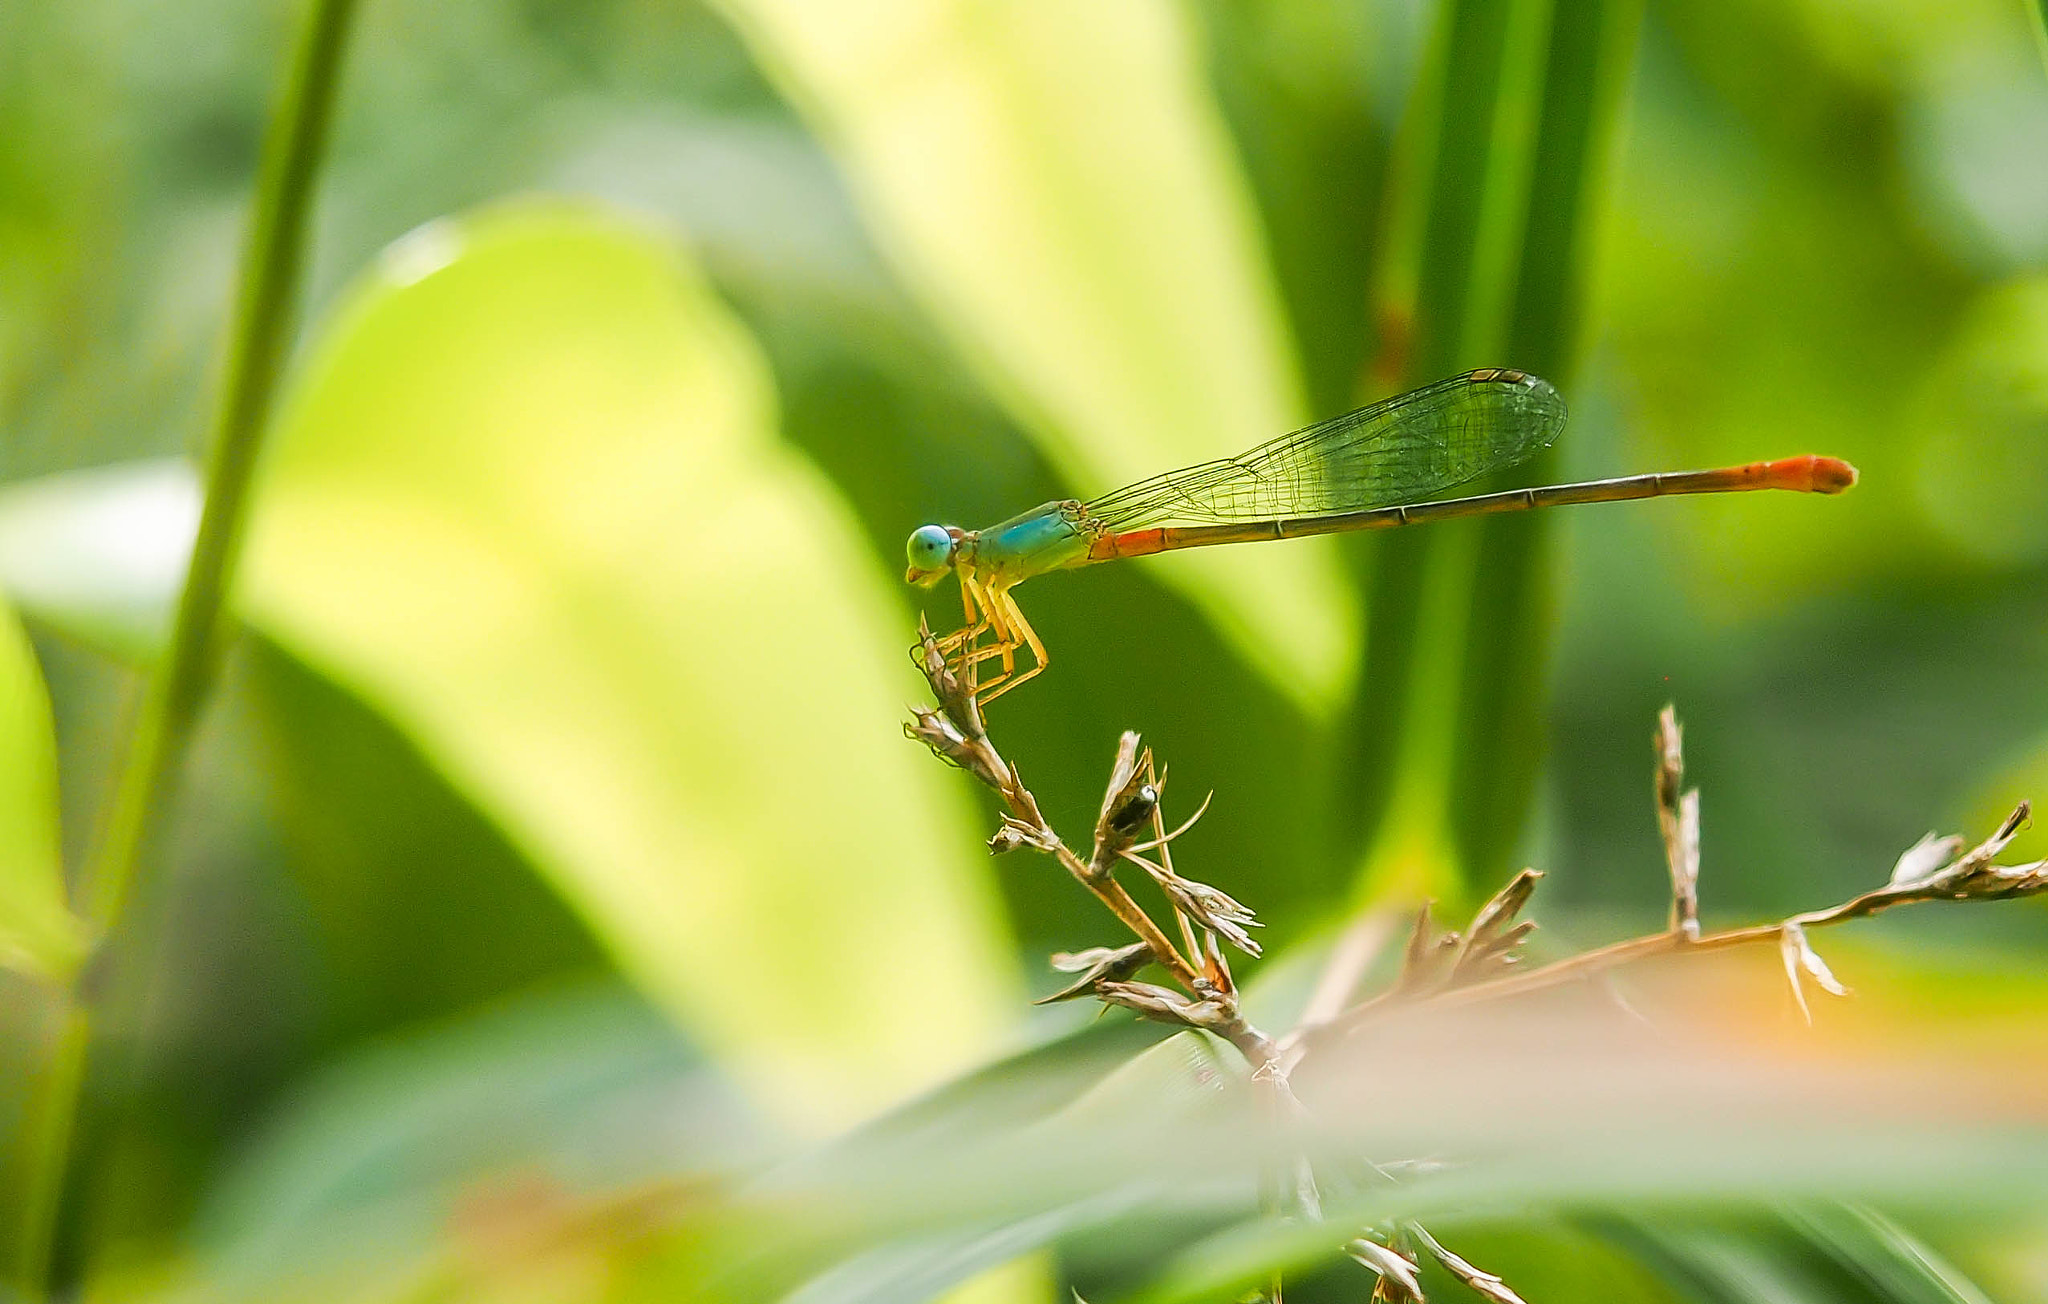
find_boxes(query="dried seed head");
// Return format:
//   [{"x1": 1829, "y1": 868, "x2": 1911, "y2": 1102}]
[
  {"x1": 1095, "y1": 979, "x2": 1227, "y2": 1027},
  {"x1": 1346, "y1": 1238, "x2": 1424, "y2": 1302},
  {"x1": 1035, "y1": 941, "x2": 1154, "y2": 1004},
  {"x1": 1889, "y1": 831, "x2": 1965, "y2": 887}
]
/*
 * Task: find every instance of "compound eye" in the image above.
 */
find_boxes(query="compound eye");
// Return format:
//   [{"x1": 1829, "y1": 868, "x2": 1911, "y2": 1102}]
[{"x1": 906, "y1": 524, "x2": 954, "y2": 571}]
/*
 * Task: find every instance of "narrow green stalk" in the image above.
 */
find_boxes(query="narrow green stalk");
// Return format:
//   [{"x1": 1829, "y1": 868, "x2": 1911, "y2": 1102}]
[
  {"x1": 79, "y1": 0, "x2": 360, "y2": 930},
  {"x1": 10, "y1": 1001, "x2": 88, "y2": 1289},
  {"x1": 16, "y1": 0, "x2": 361, "y2": 1289}
]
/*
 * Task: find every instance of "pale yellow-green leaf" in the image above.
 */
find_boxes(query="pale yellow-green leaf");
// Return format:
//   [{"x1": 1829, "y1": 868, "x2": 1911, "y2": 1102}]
[
  {"x1": 711, "y1": 0, "x2": 1355, "y2": 706},
  {"x1": 0, "y1": 596, "x2": 88, "y2": 980},
  {"x1": 240, "y1": 204, "x2": 1018, "y2": 1130},
  {"x1": 0, "y1": 459, "x2": 196, "y2": 663}
]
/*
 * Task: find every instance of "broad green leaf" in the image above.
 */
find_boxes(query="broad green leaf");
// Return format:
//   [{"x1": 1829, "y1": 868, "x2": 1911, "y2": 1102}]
[
  {"x1": 240, "y1": 203, "x2": 1017, "y2": 1130},
  {"x1": 0, "y1": 596, "x2": 86, "y2": 979},
  {"x1": 709, "y1": 0, "x2": 1355, "y2": 707}
]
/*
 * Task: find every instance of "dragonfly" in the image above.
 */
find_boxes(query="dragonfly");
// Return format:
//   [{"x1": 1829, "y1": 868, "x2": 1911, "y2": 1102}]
[{"x1": 905, "y1": 368, "x2": 1856, "y2": 705}]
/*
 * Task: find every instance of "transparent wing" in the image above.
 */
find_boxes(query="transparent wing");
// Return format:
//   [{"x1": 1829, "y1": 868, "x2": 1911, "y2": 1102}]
[{"x1": 1084, "y1": 370, "x2": 1567, "y2": 530}]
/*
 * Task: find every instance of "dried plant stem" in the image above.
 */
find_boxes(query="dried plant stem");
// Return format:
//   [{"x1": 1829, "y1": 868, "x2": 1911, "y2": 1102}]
[
  {"x1": 1085, "y1": 876, "x2": 1204, "y2": 991},
  {"x1": 906, "y1": 626, "x2": 1268, "y2": 1062},
  {"x1": 1324, "y1": 802, "x2": 2042, "y2": 1040},
  {"x1": 905, "y1": 663, "x2": 2044, "y2": 1303}
]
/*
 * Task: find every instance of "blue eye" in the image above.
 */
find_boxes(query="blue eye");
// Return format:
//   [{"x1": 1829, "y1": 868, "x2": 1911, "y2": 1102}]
[{"x1": 907, "y1": 524, "x2": 954, "y2": 571}]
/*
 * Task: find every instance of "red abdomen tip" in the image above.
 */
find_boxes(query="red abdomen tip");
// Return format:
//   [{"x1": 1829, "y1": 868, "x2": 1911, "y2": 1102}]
[
  {"x1": 1809, "y1": 456, "x2": 1859, "y2": 494},
  {"x1": 1765, "y1": 455, "x2": 1858, "y2": 494}
]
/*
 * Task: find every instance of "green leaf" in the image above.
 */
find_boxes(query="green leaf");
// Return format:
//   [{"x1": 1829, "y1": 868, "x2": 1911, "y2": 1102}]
[
  {"x1": 239, "y1": 202, "x2": 1018, "y2": 1130},
  {"x1": 1344, "y1": 0, "x2": 1641, "y2": 903},
  {"x1": 189, "y1": 982, "x2": 753, "y2": 1264},
  {"x1": 1585, "y1": 1205, "x2": 1998, "y2": 1304},
  {"x1": 709, "y1": 0, "x2": 1356, "y2": 707},
  {"x1": 1778, "y1": 1203, "x2": 1996, "y2": 1304},
  {"x1": 0, "y1": 597, "x2": 86, "y2": 980},
  {"x1": 1342, "y1": 0, "x2": 1553, "y2": 903},
  {"x1": 1904, "y1": 274, "x2": 2048, "y2": 568},
  {"x1": 1189, "y1": 1, "x2": 1392, "y2": 418},
  {"x1": 1447, "y1": 0, "x2": 1644, "y2": 884}
]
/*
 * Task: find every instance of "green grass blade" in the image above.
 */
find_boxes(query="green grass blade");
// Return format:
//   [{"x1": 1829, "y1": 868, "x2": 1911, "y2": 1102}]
[
  {"x1": 1585, "y1": 1206, "x2": 1998, "y2": 1304},
  {"x1": 75, "y1": 0, "x2": 362, "y2": 944},
  {"x1": 1341, "y1": 0, "x2": 1548, "y2": 901},
  {"x1": 1190, "y1": 1, "x2": 1390, "y2": 418},
  {"x1": 1345, "y1": 0, "x2": 1641, "y2": 902},
  {"x1": 1449, "y1": 0, "x2": 1646, "y2": 881},
  {"x1": 1777, "y1": 1203, "x2": 1997, "y2": 1304}
]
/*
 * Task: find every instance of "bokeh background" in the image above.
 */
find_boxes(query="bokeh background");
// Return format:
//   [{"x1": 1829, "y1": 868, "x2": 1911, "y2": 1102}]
[{"x1": 4, "y1": 0, "x2": 2048, "y2": 1299}]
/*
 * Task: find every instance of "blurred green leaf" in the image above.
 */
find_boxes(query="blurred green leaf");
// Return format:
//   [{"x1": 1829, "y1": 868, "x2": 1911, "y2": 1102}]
[
  {"x1": 190, "y1": 981, "x2": 755, "y2": 1269},
  {"x1": 1403, "y1": 1219, "x2": 1685, "y2": 1304},
  {"x1": 238, "y1": 202, "x2": 1018, "y2": 1129},
  {"x1": 117, "y1": 933, "x2": 2048, "y2": 1304},
  {"x1": 711, "y1": 0, "x2": 1356, "y2": 707},
  {"x1": 1345, "y1": 0, "x2": 1558, "y2": 904},
  {"x1": 1907, "y1": 275, "x2": 2048, "y2": 568},
  {"x1": 1778, "y1": 1202, "x2": 1996, "y2": 1304},
  {"x1": 1587, "y1": 1205, "x2": 1997, "y2": 1304},
  {"x1": 0, "y1": 598, "x2": 85, "y2": 980},
  {"x1": 1446, "y1": 0, "x2": 1644, "y2": 885},
  {"x1": 1190, "y1": 1, "x2": 1393, "y2": 418},
  {"x1": 0, "y1": 461, "x2": 195, "y2": 663},
  {"x1": 244, "y1": 634, "x2": 612, "y2": 1042}
]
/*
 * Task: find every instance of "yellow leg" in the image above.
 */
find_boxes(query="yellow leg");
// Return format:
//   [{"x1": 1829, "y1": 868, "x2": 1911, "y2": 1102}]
[
  {"x1": 934, "y1": 578, "x2": 989, "y2": 654},
  {"x1": 925, "y1": 577, "x2": 997, "y2": 691},
  {"x1": 962, "y1": 584, "x2": 1020, "y2": 676},
  {"x1": 918, "y1": 573, "x2": 1046, "y2": 704},
  {"x1": 953, "y1": 575, "x2": 1024, "y2": 697},
  {"x1": 958, "y1": 579, "x2": 1020, "y2": 700},
  {"x1": 973, "y1": 589, "x2": 1048, "y2": 705}
]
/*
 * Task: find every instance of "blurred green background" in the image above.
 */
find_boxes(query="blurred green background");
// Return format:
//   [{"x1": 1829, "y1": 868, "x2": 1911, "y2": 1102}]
[{"x1": 3, "y1": 0, "x2": 2047, "y2": 1299}]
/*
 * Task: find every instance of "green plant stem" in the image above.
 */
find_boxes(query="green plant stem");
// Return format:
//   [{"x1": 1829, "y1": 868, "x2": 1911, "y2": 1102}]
[
  {"x1": 78, "y1": 0, "x2": 360, "y2": 931},
  {"x1": 10, "y1": 1000, "x2": 88, "y2": 1289},
  {"x1": 16, "y1": 0, "x2": 361, "y2": 1291}
]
